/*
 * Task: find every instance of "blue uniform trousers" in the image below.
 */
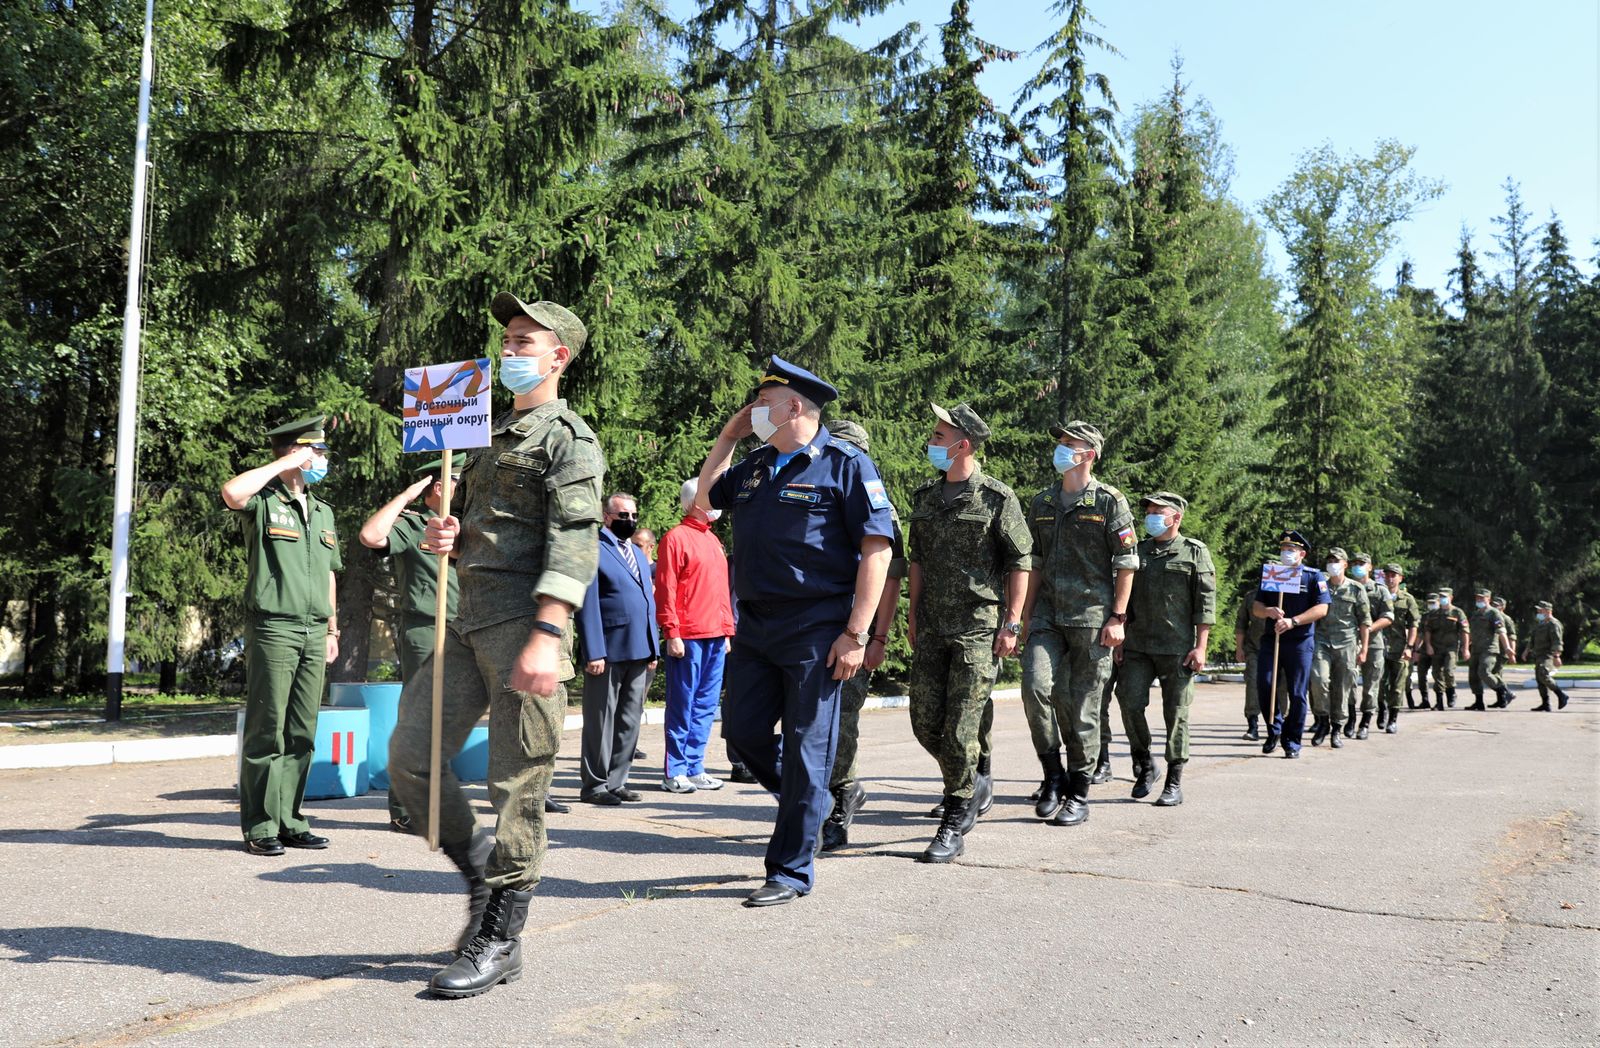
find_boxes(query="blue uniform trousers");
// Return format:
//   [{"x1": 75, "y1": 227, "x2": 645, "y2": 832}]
[
  {"x1": 664, "y1": 638, "x2": 725, "y2": 778},
  {"x1": 723, "y1": 598, "x2": 847, "y2": 894},
  {"x1": 1258, "y1": 632, "x2": 1315, "y2": 754}
]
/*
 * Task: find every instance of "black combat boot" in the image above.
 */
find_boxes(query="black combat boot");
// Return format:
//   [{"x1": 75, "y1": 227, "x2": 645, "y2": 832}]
[
  {"x1": 974, "y1": 754, "x2": 995, "y2": 816},
  {"x1": 821, "y1": 781, "x2": 865, "y2": 852},
  {"x1": 1356, "y1": 712, "x2": 1372, "y2": 740},
  {"x1": 920, "y1": 799, "x2": 968, "y2": 863},
  {"x1": 441, "y1": 836, "x2": 491, "y2": 953},
  {"x1": 1311, "y1": 717, "x2": 1330, "y2": 746},
  {"x1": 1375, "y1": 706, "x2": 1388, "y2": 731},
  {"x1": 1468, "y1": 693, "x2": 1486, "y2": 711},
  {"x1": 1446, "y1": 688, "x2": 1457, "y2": 709},
  {"x1": 1034, "y1": 752, "x2": 1066, "y2": 819},
  {"x1": 1556, "y1": 686, "x2": 1570, "y2": 710},
  {"x1": 1153, "y1": 761, "x2": 1184, "y2": 807},
  {"x1": 1385, "y1": 706, "x2": 1399, "y2": 733},
  {"x1": 429, "y1": 885, "x2": 533, "y2": 998},
  {"x1": 1131, "y1": 754, "x2": 1160, "y2": 799},
  {"x1": 1049, "y1": 771, "x2": 1092, "y2": 826},
  {"x1": 1243, "y1": 716, "x2": 1260, "y2": 741},
  {"x1": 1090, "y1": 738, "x2": 1113, "y2": 784},
  {"x1": 1329, "y1": 728, "x2": 1344, "y2": 749},
  {"x1": 1532, "y1": 699, "x2": 1552, "y2": 712},
  {"x1": 1497, "y1": 687, "x2": 1515, "y2": 708}
]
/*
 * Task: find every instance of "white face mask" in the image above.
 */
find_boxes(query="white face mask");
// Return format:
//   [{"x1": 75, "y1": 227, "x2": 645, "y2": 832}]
[
  {"x1": 1280, "y1": 549, "x2": 1303, "y2": 567},
  {"x1": 1326, "y1": 562, "x2": 1345, "y2": 577},
  {"x1": 704, "y1": 509, "x2": 722, "y2": 523},
  {"x1": 750, "y1": 404, "x2": 783, "y2": 442}
]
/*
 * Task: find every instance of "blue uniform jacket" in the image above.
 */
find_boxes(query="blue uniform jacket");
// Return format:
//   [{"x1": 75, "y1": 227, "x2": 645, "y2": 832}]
[
  {"x1": 1254, "y1": 566, "x2": 1332, "y2": 645},
  {"x1": 576, "y1": 530, "x2": 660, "y2": 663},
  {"x1": 709, "y1": 425, "x2": 896, "y2": 604}
]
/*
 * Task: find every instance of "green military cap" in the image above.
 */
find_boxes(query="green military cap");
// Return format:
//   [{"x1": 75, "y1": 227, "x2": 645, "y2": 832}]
[
  {"x1": 1437, "y1": 587, "x2": 1453, "y2": 596},
  {"x1": 1140, "y1": 491, "x2": 1187, "y2": 512},
  {"x1": 1351, "y1": 551, "x2": 1372, "y2": 564},
  {"x1": 1048, "y1": 419, "x2": 1104, "y2": 452},
  {"x1": 1474, "y1": 587, "x2": 1492, "y2": 598},
  {"x1": 1492, "y1": 596, "x2": 1507, "y2": 608},
  {"x1": 829, "y1": 419, "x2": 870, "y2": 453},
  {"x1": 1384, "y1": 562, "x2": 1405, "y2": 576},
  {"x1": 1327, "y1": 546, "x2": 1349, "y2": 561},
  {"x1": 1535, "y1": 600, "x2": 1552, "y2": 611},
  {"x1": 265, "y1": 414, "x2": 327, "y2": 446},
  {"x1": 931, "y1": 402, "x2": 991, "y2": 445},
  {"x1": 490, "y1": 293, "x2": 588, "y2": 355},
  {"x1": 1426, "y1": 591, "x2": 1441, "y2": 600}
]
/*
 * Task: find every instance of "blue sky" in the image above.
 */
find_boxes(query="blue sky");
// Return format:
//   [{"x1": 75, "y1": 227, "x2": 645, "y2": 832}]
[{"x1": 588, "y1": 1, "x2": 1598, "y2": 293}]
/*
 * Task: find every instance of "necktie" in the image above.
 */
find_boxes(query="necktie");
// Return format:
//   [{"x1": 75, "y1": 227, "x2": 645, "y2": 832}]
[{"x1": 620, "y1": 537, "x2": 641, "y2": 582}]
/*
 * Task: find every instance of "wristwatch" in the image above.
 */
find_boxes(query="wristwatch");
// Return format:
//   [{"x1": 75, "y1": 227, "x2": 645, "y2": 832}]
[
  {"x1": 1106, "y1": 612, "x2": 1127, "y2": 625},
  {"x1": 1002, "y1": 622, "x2": 1022, "y2": 635},
  {"x1": 847, "y1": 629, "x2": 870, "y2": 647}
]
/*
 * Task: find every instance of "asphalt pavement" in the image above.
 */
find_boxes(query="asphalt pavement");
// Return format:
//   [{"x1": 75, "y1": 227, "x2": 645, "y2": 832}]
[{"x1": 1, "y1": 670, "x2": 1596, "y2": 1047}]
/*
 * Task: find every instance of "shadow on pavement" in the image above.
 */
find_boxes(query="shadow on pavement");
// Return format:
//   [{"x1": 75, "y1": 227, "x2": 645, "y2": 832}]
[{"x1": 0, "y1": 926, "x2": 427, "y2": 985}]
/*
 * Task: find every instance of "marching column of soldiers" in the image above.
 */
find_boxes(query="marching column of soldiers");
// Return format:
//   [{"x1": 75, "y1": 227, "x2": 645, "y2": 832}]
[{"x1": 222, "y1": 292, "x2": 1582, "y2": 1001}]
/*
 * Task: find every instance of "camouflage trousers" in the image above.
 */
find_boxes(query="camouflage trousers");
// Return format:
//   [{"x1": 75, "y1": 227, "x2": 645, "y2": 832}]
[
  {"x1": 909, "y1": 630, "x2": 1000, "y2": 800},
  {"x1": 1243, "y1": 643, "x2": 1290, "y2": 720},
  {"x1": 1468, "y1": 650, "x2": 1505, "y2": 699},
  {"x1": 1354, "y1": 647, "x2": 1385, "y2": 718},
  {"x1": 1380, "y1": 652, "x2": 1409, "y2": 711},
  {"x1": 1311, "y1": 642, "x2": 1360, "y2": 728},
  {"x1": 832, "y1": 665, "x2": 992, "y2": 792},
  {"x1": 389, "y1": 617, "x2": 565, "y2": 891},
  {"x1": 1116, "y1": 649, "x2": 1194, "y2": 764},
  {"x1": 1429, "y1": 650, "x2": 1459, "y2": 693},
  {"x1": 1022, "y1": 625, "x2": 1111, "y2": 775}
]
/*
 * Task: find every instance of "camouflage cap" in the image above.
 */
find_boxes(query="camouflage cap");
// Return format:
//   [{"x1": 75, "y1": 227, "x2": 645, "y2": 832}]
[
  {"x1": 1535, "y1": 600, "x2": 1552, "y2": 611},
  {"x1": 265, "y1": 414, "x2": 327, "y2": 446},
  {"x1": 829, "y1": 419, "x2": 870, "y2": 453},
  {"x1": 931, "y1": 402, "x2": 991, "y2": 445},
  {"x1": 1437, "y1": 587, "x2": 1454, "y2": 596},
  {"x1": 1351, "y1": 551, "x2": 1372, "y2": 564},
  {"x1": 1384, "y1": 562, "x2": 1405, "y2": 576},
  {"x1": 1140, "y1": 491, "x2": 1187, "y2": 512},
  {"x1": 1048, "y1": 419, "x2": 1104, "y2": 453},
  {"x1": 1327, "y1": 546, "x2": 1349, "y2": 562},
  {"x1": 1427, "y1": 591, "x2": 1441, "y2": 600},
  {"x1": 1492, "y1": 596, "x2": 1507, "y2": 608},
  {"x1": 490, "y1": 293, "x2": 588, "y2": 356},
  {"x1": 1475, "y1": 587, "x2": 1492, "y2": 598}
]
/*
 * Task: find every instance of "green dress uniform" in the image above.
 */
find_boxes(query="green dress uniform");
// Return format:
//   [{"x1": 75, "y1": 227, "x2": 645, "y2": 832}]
[
  {"x1": 1021, "y1": 463, "x2": 1139, "y2": 813},
  {"x1": 236, "y1": 476, "x2": 342, "y2": 842},
  {"x1": 1528, "y1": 606, "x2": 1570, "y2": 711},
  {"x1": 1467, "y1": 594, "x2": 1510, "y2": 707},
  {"x1": 386, "y1": 506, "x2": 461, "y2": 680},
  {"x1": 388, "y1": 397, "x2": 604, "y2": 892},
  {"x1": 1423, "y1": 592, "x2": 1469, "y2": 706},
  {"x1": 1379, "y1": 579, "x2": 1420, "y2": 729},
  {"x1": 1310, "y1": 566, "x2": 1370, "y2": 739},
  {"x1": 907, "y1": 464, "x2": 1031, "y2": 807},
  {"x1": 1116, "y1": 524, "x2": 1215, "y2": 775}
]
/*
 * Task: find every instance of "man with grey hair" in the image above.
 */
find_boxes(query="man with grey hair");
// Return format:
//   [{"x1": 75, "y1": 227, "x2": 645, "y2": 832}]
[{"x1": 655, "y1": 477, "x2": 736, "y2": 792}]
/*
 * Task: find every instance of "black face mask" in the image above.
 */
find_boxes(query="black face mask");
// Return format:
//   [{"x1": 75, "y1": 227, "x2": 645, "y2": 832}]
[{"x1": 608, "y1": 519, "x2": 637, "y2": 541}]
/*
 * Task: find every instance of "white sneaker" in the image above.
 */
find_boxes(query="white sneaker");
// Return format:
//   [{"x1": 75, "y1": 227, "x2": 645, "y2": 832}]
[
  {"x1": 689, "y1": 773, "x2": 724, "y2": 791},
  {"x1": 662, "y1": 775, "x2": 697, "y2": 793}
]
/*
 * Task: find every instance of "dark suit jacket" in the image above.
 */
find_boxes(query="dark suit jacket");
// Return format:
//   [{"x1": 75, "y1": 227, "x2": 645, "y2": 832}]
[{"x1": 577, "y1": 531, "x2": 660, "y2": 663}]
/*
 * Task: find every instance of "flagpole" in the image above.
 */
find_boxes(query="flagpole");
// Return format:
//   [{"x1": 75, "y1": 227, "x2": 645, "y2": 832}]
[{"x1": 105, "y1": 0, "x2": 157, "y2": 722}]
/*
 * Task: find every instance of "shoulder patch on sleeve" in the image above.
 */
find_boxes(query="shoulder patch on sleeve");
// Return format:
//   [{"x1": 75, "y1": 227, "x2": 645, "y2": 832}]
[
  {"x1": 1317, "y1": 578, "x2": 1328, "y2": 593},
  {"x1": 864, "y1": 478, "x2": 890, "y2": 510}
]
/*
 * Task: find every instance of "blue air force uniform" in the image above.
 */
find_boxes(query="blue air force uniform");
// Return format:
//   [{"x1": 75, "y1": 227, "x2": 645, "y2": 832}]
[
  {"x1": 707, "y1": 361, "x2": 895, "y2": 895},
  {"x1": 1254, "y1": 551, "x2": 1332, "y2": 756}
]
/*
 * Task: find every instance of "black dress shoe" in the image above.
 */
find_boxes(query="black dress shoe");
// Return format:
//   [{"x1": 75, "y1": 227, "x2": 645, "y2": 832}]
[
  {"x1": 389, "y1": 816, "x2": 414, "y2": 834},
  {"x1": 729, "y1": 763, "x2": 758, "y2": 784},
  {"x1": 244, "y1": 836, "x2": 285, "y2": 856},
  {"x1": 613, "y1": 788, "x2": 643, "y2": 803},
  {"x1": 544, "y1": 796, "x2": 570, "y2": 814},
  {"x1": 1262, "y1": 733, "x2": 1279, "y2": 755},
  {"x1": 743, "y1": 880, "x2": 800, "y2": 907},
  {"x1": 279, "y1": 831, "x2": 329, "y2": 849},
  {"x1": 634, "y1": 749, "x2": 647, "y2": 760},
  {"x1": 580, "y1": 790, "x2": 622, "y2": 806},
  {"x1": 1282, "y1": 748, "x2": 1301, "y2": 759}
]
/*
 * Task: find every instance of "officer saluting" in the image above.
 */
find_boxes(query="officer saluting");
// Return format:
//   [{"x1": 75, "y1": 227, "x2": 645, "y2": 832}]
[
  {"x1": 220, "y1": 415, "x2": 343, "y2": 856},
  {"x1": 696, "y1": 356, "x2": 895, "y2": 908},
  {"x1": 1252, "y1": 529, "x2": 1331, "y2": 759}
]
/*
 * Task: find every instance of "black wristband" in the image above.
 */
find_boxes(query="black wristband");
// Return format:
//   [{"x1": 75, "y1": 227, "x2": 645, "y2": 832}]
[{"x1": 530, "y1": 620, "x2": 563, "y2": 638}]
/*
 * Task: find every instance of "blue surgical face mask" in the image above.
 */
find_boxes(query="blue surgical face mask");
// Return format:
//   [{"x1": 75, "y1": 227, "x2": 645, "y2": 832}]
[
  {"x1": 1536, "y1": 612, "x2": 1548, "y2": 622},
  {"x1": 1143, "y1": 512, "x2": 1169, "y2": 537},
  {"x1": 1476, "y1": 600, "x2": 1489, "y2": 610},
  {"x1": 500, "y1": 350, "x2": 554, "y2": 396},
  {"x1": 1350, "y1": 565, "x2": 1367, "y2": 579},
  {"x1": 1053, "y1": 445, "x2": 1080, "y2": 473},
  {"x1": 926, "y1": 444, "x2": 955, "y2": 472},
  {"x1": 301, "y1": 453, "x2": 329, "y2": 486},
  {"x1": 1439, "y1": 596, "x2": 1451, "y2": 607}
]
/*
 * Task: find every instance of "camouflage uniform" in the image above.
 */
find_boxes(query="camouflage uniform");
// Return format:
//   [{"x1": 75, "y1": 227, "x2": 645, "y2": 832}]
[
  {"x1": 389, "y1": 399, "x2": 604, "y2": 890},
  {"x1": 1494, "y1": 598, "x2": 1517, "y2": 680},
  {"x1": 1117, "y1": 524, "x2": 1215, "y2": 768},
  {"x1": 907, "y1": 466, "x2": 1031, "y2": 802},
  {"x1": 1353, "y1": 556, "x2": 1391, "y2": 731},
  {"x1": 1022, "y1": 476, "x2": 1139, "y2": 779},
  {"x1": 1310, "y1": 562, "x2": 1371, "y2": 736},
  {"x1": 1527, "y1": 604, "x2": 1570, "y2": 710},
  {"x1": 831, "y1": 512, "x2": 906, "y2": 794},
  {"x1": 1467, "y1": 590, "x2": 1509, "y2": 707},
  {"x1": 1424, "y1": 590, "x2": 1469, "y2": 705},
  {"x1": 1378, "y1": 573, "x2": 1420, "y2": 726}
]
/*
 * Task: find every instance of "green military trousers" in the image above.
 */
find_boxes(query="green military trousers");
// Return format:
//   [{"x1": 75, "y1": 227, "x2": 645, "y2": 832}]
[
  {"x1": 239, "y1": 616, "x2": 329, "y2": 840},
  {"x1": 1380, "y1": 653, "x2": 1408, "y2": 712},
  {"x1": 1116, "y1": 649, "x2": 1194, "y2": 764},
  {"x1": 397, "y1": 612, "x2": 437, "y2": 682},
  {"x1": 832, "y1": 669, "x2": 992, "y2": 793},
  {"x1": 1429, "y1": 650, "x2": 1458, "y2": 694},
  {"x1": 1022, "y1": 625, "x2": 1111, "y2": 775},
  {"x1": 1468, "y1": 650, "x2": 1505, "y2": 699},
  {"x1": 909, "y1": 630, "x2": 1000, "y2": 800},
  {"x1": 1358, "y1": 647, "x2": 1385, "y2": 716},
  {"x1": 1311, "y1": 643, "x2": 1360, "y2": 728},
  {"x1": 389, "y1": 617, "x2": 564, "y2": 891}
]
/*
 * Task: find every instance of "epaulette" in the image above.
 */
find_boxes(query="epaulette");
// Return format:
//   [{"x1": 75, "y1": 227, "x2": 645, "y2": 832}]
[
  {"x1": 827, "y1": 437, "x2": 860, "y2": 458},
  {"x1": 978, "y1": 474, "x2": 1018, "y2": 499},
  {"x1": 912, "y1": 476, "x2": 941, "y2": 496}
]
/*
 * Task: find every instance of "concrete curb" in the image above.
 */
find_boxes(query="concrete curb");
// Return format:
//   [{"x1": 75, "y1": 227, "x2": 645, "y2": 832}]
[{"x1": 0, "y1": 688, "x2": 1031, "y2": 771}]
